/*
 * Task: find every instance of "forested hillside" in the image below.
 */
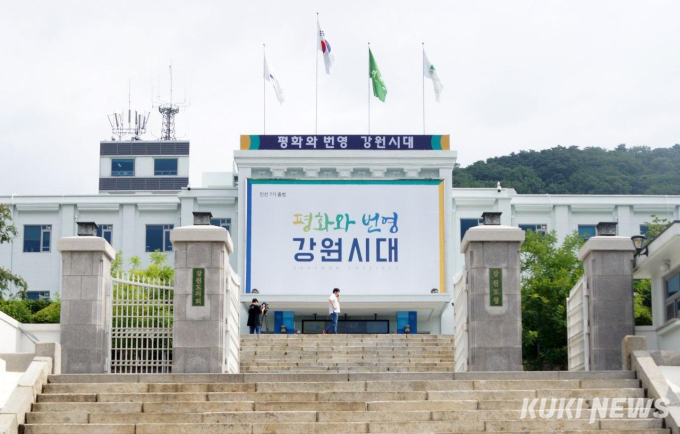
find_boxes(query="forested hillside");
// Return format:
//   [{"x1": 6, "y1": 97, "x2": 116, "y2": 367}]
[{"x1": 453, "y1": 144, "x2": 680, "y2": 195}]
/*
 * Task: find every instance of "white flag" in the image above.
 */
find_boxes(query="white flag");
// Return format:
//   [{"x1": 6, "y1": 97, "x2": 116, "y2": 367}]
[
  {"x1": 423, "y1": 50, "x2": 444, "y2": 102},
  {"x1": 317, "y1": 17, "x2": 335, "y2": 74},
  {"x1": 264, "y1": 53, "x2": 285, "y2": 104}
]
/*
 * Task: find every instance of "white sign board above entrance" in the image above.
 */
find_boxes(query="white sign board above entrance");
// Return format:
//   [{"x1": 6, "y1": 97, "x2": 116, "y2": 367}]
[{"x1": 246, "y1": 180, "x2": 445, "y2": 296}]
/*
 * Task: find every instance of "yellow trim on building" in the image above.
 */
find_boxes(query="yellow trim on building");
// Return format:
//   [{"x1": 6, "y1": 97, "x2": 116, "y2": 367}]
[{"x1": 240, "y1": 135, "x2": 250, "y2": 150}]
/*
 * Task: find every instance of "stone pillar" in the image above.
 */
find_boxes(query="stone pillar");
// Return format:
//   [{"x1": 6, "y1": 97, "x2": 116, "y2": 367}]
[
  {"x1": 170, "y1": 223, "x2": 234, "y2": 373},
  {"x1": 461, "y1": 223, "x2": 525, "y2": 371},
  {"x1": 57, "y1": 237, "x2": 115, "y2": 374},
  {"x1": 578, "y1": 235, "x2": 635, "y2": 370}
]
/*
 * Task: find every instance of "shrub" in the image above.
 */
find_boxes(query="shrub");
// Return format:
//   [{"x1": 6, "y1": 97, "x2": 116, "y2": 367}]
[
  {"x1": 0, "y1": 300, "x2": 32, "y2": 323},
  {"x1": 23, "y1": 299, "x2": 51, "y2": 315},
  {"x1": 31, "y1": 301, "x2": 60, "y2": 323}
]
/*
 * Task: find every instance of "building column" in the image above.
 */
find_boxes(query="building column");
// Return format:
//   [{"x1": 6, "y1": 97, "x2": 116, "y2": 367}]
[
  {"x1": 461, "y1": 213, "x2": 525, "y2": 371},
  {"x1": 577, "y1": 228, "x2": 636, "y2": 370},
  {"x1": 57, "y1": 235, "x2": 115, "y2": 374},
  {"x1": 170, "y1": 214, "x2": 236, "y2": 373}
]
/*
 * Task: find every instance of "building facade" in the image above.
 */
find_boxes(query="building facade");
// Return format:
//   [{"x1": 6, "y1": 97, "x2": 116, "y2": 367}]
[{"x1": 1, "y1": 135, "x2": 678, "y2": 336}]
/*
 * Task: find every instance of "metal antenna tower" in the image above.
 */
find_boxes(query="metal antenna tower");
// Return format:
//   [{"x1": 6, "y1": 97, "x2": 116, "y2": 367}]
[
  {"x1": 153, "y1": 62, "x2": 188, "y2": 141},
  {"x1": 107, "y1": 80, "x2": 150, "y2": 141}
]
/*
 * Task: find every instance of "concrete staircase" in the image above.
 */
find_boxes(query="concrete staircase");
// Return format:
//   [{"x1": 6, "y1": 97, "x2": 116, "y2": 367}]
[
  {"x1": 240, "y1": 334, "x2": 456, "y2": 373},
  {"x1": 18, "y1": 335, "x2": 670, "y2": 433},
  {"x1": 20, "y1": 371, "x2": 669, "y2": 433}
]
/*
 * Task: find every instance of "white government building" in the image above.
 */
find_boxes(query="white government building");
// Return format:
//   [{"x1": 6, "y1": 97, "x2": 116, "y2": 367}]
[{"x1": 1, "y1": 135, "x2": 679, "y2": 344}]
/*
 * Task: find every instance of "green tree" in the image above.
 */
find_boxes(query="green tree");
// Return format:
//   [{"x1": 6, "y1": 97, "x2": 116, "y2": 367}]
[
  {"x1": 453, "y1": 144, "x2": 680, "y2": 195},
  {"x1": 521, "y1": 230, "x2": 585, "y2": 370},
  {"x1": 32, "y1": 299, "x2": 61, "y2": 323},
  {"x1": 112, "y1": 250, "x2": 174, "y2": 282},
  {"x1": 129, "y1": 255, "x2": 142, "y2": 270},
  {"x1": 111, "y1": 251, "x2": 124, "y2": 276},
  {"x1": 23, "y1": 299, "x2": 51, "y2": 315},
  {"x1": 128, "y1": 251, "x2": 174, "y2": 282},
  {"x1": 0, "y1": 204, "x2": 28, "y2": 299},
  {"x1": 0, "y1": 299, "x2": 32, "y2": 322},
  {"x1": 634, "y1": 279, "x2": 652, "y2": 326},
  {"x1": 643, "y1": 215, "x2": 672, "y2": 242}
]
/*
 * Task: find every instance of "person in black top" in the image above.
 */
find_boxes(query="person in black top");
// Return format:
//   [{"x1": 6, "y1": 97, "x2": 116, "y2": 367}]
[{"x1": 247, "y1": 298, "x2": 265, "y2": 334}]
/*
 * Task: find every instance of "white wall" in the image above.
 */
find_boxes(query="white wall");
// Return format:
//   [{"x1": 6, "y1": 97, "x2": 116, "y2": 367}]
[
  {"x1": 657, "y1": 327, "x2": 680, "y2": 351},
  {"x1": 0, "y1": 311, "x2": 60, "y2": 353},
  {"x1": 440, "y1": 303, "x2": 455, "y2": 335},
  {"x1": 133, "y1": 208, "x2": 179, "y2": 267},
  {"x1": 8, "y1": 205, "x2": 72, "y2": 296},
  {"x1": 0, "y1": 198, "x2": 182, "y2": 297},
  {"x1": 0, "y1": 312, "x2": 22, "y2": 353},
  {"x1": 135, "y1": 157, "x2": 154, "y2": 177},
  {"x1": 100, "y1": 158, "x2": 111, "y2": 177},
  {"x1": 2, "y1": 188, "x2": 680, "y2": 316},
  {"x1": 636, "y1": 326, "x2": 659, "y2": 350},
  {"x1": 178, "y1": 157, "x2": 190, "y2": 177},
  {"x1": 19, "y1": 324, "x2": 61, "y2": 353}
]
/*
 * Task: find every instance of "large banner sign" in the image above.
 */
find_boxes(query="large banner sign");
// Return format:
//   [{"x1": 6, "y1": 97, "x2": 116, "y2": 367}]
[
  {"x1": 246, "y1": 180, "x2": 445, "y2": 296},
  {"x1": 241, "y1": 135, "x2": 449, "y2": 151}
]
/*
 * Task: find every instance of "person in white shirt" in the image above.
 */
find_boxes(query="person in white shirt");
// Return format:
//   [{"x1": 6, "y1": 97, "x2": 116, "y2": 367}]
[{"x1": 323, "y1": 288, "x2": 341, "y2": 334}]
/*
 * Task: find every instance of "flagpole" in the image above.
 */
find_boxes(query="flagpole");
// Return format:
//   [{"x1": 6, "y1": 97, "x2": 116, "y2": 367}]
[
  {"x1": 263, "y1": 43, "x2": 266, "y2": 135},
  {"x1": 422, "y1": 43, "x2": 426, "y2": 134},
  {"x1": 368, "y1": 42, "x2": 371, "y2": 135},
  {"x1": 315, "y1": 13, "x2": 319, "y2": 135}
]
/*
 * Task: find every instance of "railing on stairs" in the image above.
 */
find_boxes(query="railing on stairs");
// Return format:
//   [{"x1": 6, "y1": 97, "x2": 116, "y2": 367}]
[
  {"x1": 453, "y1": 271, "x2": 468, "y2": 372},
  {"x1": 225, "y1": 265, "x2": 241, "y2": 374},
  {"x1": 566, "y1": 276, "x2": 590, "y2": 371}
]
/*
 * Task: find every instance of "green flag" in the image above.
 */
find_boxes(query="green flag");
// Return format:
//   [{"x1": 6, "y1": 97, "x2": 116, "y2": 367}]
[{"x1": 369, "y1": 48, "x2": 387, "y2": 102}]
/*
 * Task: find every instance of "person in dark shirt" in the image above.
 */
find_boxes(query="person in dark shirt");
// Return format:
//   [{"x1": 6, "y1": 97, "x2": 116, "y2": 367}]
[{"x1": 247, "y1": 298, "x2": 265, "y2": 334}]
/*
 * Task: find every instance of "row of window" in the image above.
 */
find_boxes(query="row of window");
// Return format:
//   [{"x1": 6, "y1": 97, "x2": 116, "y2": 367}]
[
  {"x1": 459, "y1": 219, "x2": 650, "y2": 241},
  {"x1": 460, "y1": 219, "x2": 558, "y2": 241},
  {"x1": 22, "y1": 219, "x2": 231, "y2": 253},
  {"x1": 19, "y1": 219, "x2": 648, "y2": 252},
  {"x1": 111, "y1": 158, "x2": 178, "y2": 177}
]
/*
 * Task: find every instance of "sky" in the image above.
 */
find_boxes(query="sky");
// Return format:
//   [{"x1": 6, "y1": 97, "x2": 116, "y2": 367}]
[{"x1": 1, "y1": 0, "x2": 680, "y2": 195}]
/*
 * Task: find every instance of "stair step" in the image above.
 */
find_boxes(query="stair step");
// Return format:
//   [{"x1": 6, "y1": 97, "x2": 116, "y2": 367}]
[
  {"x1": 45, "y1": 370, "x2": 637, "y2": 384},
  {"x1": 20, "y1": 425, "x2": 671, "y2": 434},
  {"x1": 22, "y1": 425, "x2": 135, "y2": 434},
  {"x1": 22, "y1": 335, "x2": 663, "y2": 434}
]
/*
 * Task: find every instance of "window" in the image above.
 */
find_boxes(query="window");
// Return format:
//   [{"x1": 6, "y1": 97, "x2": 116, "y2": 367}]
[
  {"x1": 519, "y1": 224, "x2": 548, "y2": 234},
  {"x1": 146, "y1": 225, "x2": 174, "y2": 252},
  {"x1": 667, "y1": 303, "x2": 676, "y2": 323},
  {"x1": 26, "y1": 291, "x2": 50, "y2": 300},
  {"x1": 461, "y1": 218, "x2": 482, "y2": 241},
  {"x1": 111, "y1": 159, "x2": 134, "y2": 176},
  {"x1": 210, "y1": 218, "x2": 232, "y2": 233},
  {"x1": 666, "y1": 273, "x2": 679, "y2": 299},
  {"x1": 23, "y1": 225, "x2": 51, "y2": 252},
  {"x1": 664, "y1": 270, "x2": 680, "y2": 322},
  {"x1": 578, "y1": 225, "x2": 597, "y2": 240},
  {"x1": 96, "y1": 224, "x2": 113, "y2": 245},
  {"x1": 640, "y1": 225, "x2": 650, "y2": 235},
  {"x1": 154, "y1": 158, "x2": 178, "y2": 176}
]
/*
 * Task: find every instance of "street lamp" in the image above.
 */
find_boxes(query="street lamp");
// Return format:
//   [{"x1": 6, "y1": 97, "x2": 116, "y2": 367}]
[{"x1": 631, "y1": 235, "x2": 648, "y2": 256}]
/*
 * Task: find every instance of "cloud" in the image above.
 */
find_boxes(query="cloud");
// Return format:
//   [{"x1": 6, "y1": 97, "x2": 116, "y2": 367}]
[{"x1": 2, "y1": 0, "x2": 680, "y2": 194}]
